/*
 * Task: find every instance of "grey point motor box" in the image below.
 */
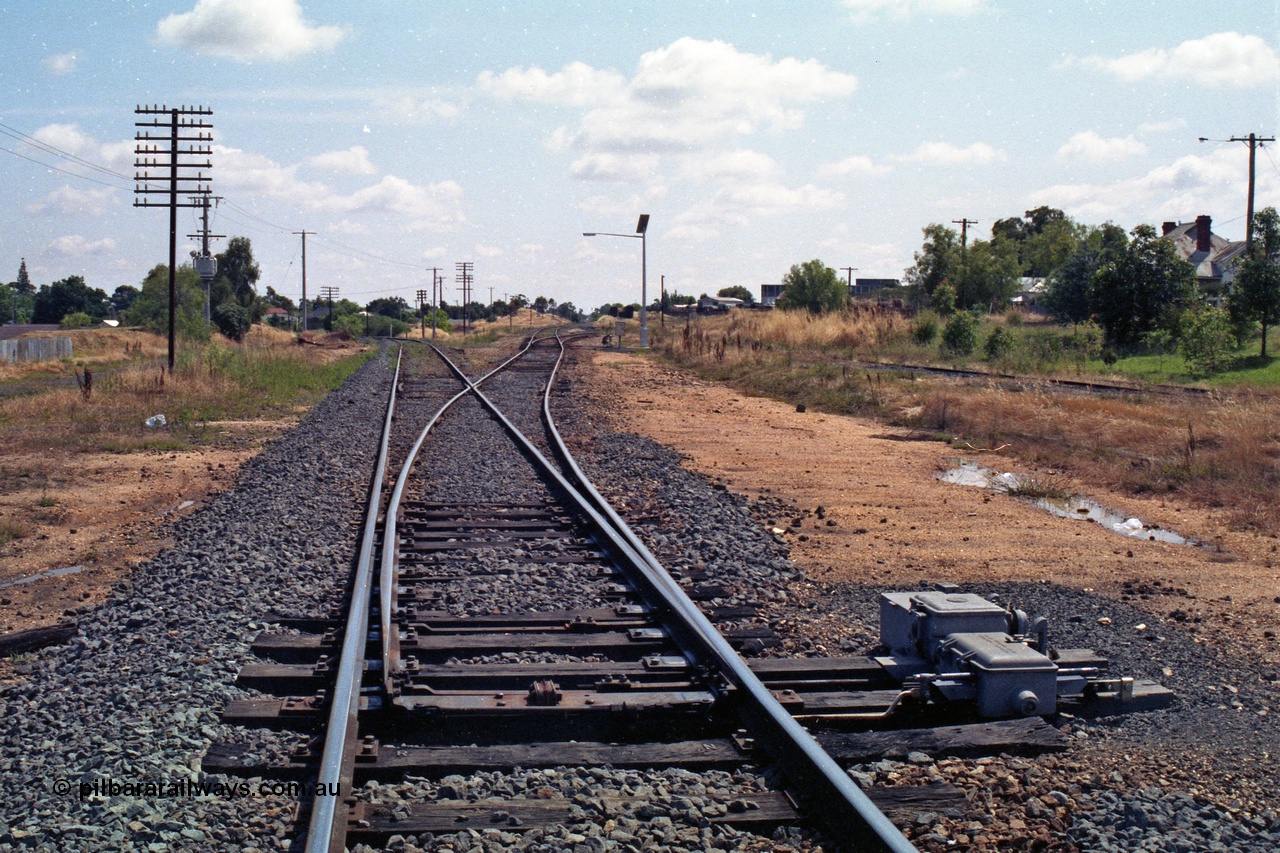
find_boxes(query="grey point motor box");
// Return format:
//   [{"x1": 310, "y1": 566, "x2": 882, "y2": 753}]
[
  {"x1": 937, "y1": 632, "x2": 1059, "y2": 717},
  {"x1": 879, "y1": 591, "x2": 1009, "y2": 657}
]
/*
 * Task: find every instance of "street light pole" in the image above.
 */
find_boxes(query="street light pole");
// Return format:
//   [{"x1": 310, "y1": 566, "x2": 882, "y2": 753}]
[{"x1": 583, "y1": 213, "x2": 650, "y2": 348}]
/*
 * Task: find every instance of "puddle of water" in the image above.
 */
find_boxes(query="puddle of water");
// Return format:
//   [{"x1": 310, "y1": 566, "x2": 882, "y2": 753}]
[
  {"x1": 0, "y1": 564, "x2": 87, "y2": 590},
  {"x1": 939, "y1": 462, "x2": 1192, "y2": 546}
]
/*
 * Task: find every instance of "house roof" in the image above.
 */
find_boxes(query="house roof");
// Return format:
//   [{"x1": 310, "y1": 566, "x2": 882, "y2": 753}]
[{"x1": 1162, "y1": 219, "x2": 1247, "y2": 284}]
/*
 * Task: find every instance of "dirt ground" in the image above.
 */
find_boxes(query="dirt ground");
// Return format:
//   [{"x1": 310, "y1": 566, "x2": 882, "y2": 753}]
[
  {"x1": 581, "y1": 350, "x2": 1280, "y2": 671},
  {"x1": 0, "y1": 427, "x2": 286, "y2": 637}
]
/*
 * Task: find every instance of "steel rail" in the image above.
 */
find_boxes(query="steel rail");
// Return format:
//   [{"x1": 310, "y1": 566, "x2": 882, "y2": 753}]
[
  {"x1": 305, "y1": 347, "x2": 403, "y2": 853},
  {"x1": 539, "y1": 332, "x2": 917, "y2": 853}
]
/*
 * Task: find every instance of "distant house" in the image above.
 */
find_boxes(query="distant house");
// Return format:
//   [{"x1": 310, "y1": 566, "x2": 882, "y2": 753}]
[
  {"x1": 1013, "y1": 277, "x2": 1047, "y2": 306},
  {"x1": 1161, "y1": 215, "x2": 1248, "y2": 305},
  {"x1": 699, "y1": 294, "x2": 744, "y2": 312},
  {"x1": 760, "y1": 284, "x2": 784, "y2": 306}
]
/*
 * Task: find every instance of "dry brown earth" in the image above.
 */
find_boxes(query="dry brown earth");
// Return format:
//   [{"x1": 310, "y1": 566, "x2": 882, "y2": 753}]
[{"x1": 581, "y1": 350, "x2": 1280, "y2": 671}]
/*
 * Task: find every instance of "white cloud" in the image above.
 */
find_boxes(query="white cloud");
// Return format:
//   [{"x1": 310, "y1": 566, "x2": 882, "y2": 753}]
[
  {"x1": 484, "y1": 38, "x2": 857, "y2": 158},
  {"x1": 213, "y1": 145, "x2": 329, "y2": 202},
  {"x1": 1057, "y1": 131, "x2": 1147, "y2": 163},
  {"x1": 1078, "y1": 32, "x2": 1279, "y2": 88},
  {"x1": 26, "y1": 186, "x2": 119, "y2": 217},
  {"x1": 1029, "y1": 147, "x2": 1270, "y2": 224},
  {"x1": 474, "y1": 244, "x2": 503, "y2": 258},
  {"x1": 307, "y1": 146, "x2": 377, "y2": 175},
  {"x1": 478, "y1": 61, "x2": 626, "y2": 107},
  {"x1": 569, "y1": 153, "x2": 659, "y2": 183},
  {"x1": 317, "y1": 175, "x2": 465, "y2": 231},
  {"x1": 680, "y1": 149, "x2": 782, "y2": 183},
  {"x1": 156, "y1": 0, "x2": 345, "y2": 62},
  {"x1": 899, "y1": 141, "x2": 1005, "y2": 166},
  {"x1": 28, "y1": 123, "x2": 133, "y2": 173},
  {"x1": 43, "y1": 52, "x2": 78, "y2": 76},
  {"x1": 818, "y1": 154, "x2": 893, "y2": 178},
  {"x1": 843, "y1": 0, "x2": 988, "y2": 24},
  {"x1": 1138, "y1": 118, "x2": 1188, "y2": 134},
  {"x1": 46, "y1": 234, "x2": 116, "y2": 257},
  {"x1": 670, "y1": 181, "x2": 843, "y2": 241}
]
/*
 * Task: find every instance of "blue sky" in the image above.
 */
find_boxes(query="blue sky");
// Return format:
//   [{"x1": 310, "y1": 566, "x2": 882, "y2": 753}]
[{"x1": 2, "y1": 0, "x2": 1278, "y2": 312}]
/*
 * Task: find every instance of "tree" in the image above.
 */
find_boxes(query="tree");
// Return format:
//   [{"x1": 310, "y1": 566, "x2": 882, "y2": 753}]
[
  {"x1": 13, "y1": 260, "x2": 33, "y2": 296},
  {"x1": 904, "y1": 224, "x2": 959, "y2": 305},
  {"x1": 1090, "y1": 225, "x2": 1197, "y2": 348},
  {"x1": 532, "y1": 295, "x2": 550, "y2": 315},
  {"x1": 367, "y1": 296, "x2": 411, "y2": 320},
  {"x1": 777, "y1": 259, "x2": 846, "y2": 313},
  {"x1": 954, "y1": 238, "x2": 1021, "y2": 310},
  {"x1": 126, "y1": 264, "x2": 208, "y2": 341},
  {"x1": 263, "y1": 286, "x2": 296, "y2": 314},
  {"x1": 716, "y1": 285, "x2": 754, "y2": 304},
  {"x1": 31, "y1": 275, "x2": 109, "y2": 323},
  {"x1": 110, "y1": 285, "x2": 140, "y2": 316},
  {"x1": 1043, "y1": 223, "x2": 1127, "y2": 327},
  {"x1": 1227, "y1": 207, "x2": 1280, "y2": 357},
  {"x1": 213, "y1": 236, "x2": 262, "y2": 320}
]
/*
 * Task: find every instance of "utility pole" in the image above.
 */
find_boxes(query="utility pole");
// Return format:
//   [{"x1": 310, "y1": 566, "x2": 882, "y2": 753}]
[
  {"x1": 455, "y1": 261, "x2": 473, "y2": 335},
  {"x1": 660, "y1": 275, "x2": 665, "y2": 327},
  {"x1": 951, "y1": 218, "x2": 977, "y2": 250},
  {"x1": 320, "y1": 286, "x2": 339, "y2": 332},
  {"x1": 294, "y1": 230, "x2": 314, "y2": 332},
  {"x1": 841, "y1": 266, "x2": 858, "y2": 298},
  {"x1": 1202, "y1": 134, "x2": 1276, "y2": 250},
  {"x1": 416, "y1": 288, "x2": 428, "y2": 339},
  {"x1": 186, "y1": 193, "x2": 224, "y2": 328},
  {"x1": 134, "y1": 104, "x2": 212, "y2": 371},
  {"x1": 426, "y1": 267, "x2": 443, "y2": 339}
]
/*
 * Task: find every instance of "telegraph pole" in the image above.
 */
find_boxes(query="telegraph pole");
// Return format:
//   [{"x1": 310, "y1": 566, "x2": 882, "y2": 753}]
[
  {"x1": 455, "y1": 261, "x2": 473, "y2": 335},
  {"x1": 1227, "y1": 134, "x2": 1273, "y2": 249},
  {"x1": 416, "y1": 288, "x2": 428, "y2": 339},
  {"x1": 426, "y1": 267, "x2": 443, "y2": 339},
  {"x1": 951, "y1": 218, "x2": 977, "y2": 250},
  {"x1": 320, "y1": 286, "x2": 339, "y2": 331},
  {"x1": 294, "y1": 230, "x2": 314, "y2": 331},
  {"x1": 134, "y1": 104, "x2": 212, "y2": 371}
]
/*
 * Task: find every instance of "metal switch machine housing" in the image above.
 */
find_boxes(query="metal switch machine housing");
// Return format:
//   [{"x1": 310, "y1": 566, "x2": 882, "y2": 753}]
[{"x1": 879, "y1": 591, "x2": 1059, "y2": 717}]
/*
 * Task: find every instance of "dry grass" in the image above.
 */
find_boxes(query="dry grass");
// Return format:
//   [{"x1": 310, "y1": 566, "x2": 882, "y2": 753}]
[
  {"x1": 0, "y1": 327, "x2": 373, "y2": 455},
  {"x1": 650, "y1": 309, "x2": 1280, "y2": 534}
]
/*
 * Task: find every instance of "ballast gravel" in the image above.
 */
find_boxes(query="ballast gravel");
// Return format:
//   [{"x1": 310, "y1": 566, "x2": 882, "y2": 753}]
[
  {"x1": 0, "y1": 352, "x2": 395, "y2": 852},
  {"x1": 553, "y1": 361, "x2": 1280, "y2": 852}
]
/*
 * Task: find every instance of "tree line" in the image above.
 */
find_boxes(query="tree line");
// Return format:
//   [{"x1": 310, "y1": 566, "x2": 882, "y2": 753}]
[{"x1": 2, "y1": 236, "x2": 584, "y2": 340}]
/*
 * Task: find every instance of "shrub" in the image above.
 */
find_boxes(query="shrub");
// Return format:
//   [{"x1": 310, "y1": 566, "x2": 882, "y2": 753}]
[
  {"x1": 931, "y1": 281, "x2": 957, "y2": 316},
  {"x1": 59, "y1": 312, "x2": 96, "y2": 329},
  {"x1": 940, "y1": 311, "x2": 979, "y2": 356},
  {"x1": 1179, "y1": 306, "x2": 1233, "y2": 375},
  {"x1": 213, "y1": 302, "x2": 252, "y2": 342},
  {"x1": 914, "y1": 312, "x2": 939, "y2": 345},
  {"x1": 984, "y1": 326, "x2": 1014, "y2": 360}
]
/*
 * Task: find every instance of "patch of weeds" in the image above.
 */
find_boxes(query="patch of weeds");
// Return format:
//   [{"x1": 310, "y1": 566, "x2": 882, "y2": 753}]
[
  {"x1": 0, "y1": 519, "x2": 31, "y2": 545},
  {"x1": 37, "y1": 492, "x2": 59, "y2": 508},
  {"x1": 1005, "y1": 477, "x2": 1072, "y2": 501}
]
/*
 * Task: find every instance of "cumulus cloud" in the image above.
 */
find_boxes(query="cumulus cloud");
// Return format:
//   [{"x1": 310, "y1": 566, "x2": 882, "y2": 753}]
[
  {"x1": 670, "y1": 181, "x2": 843, "y2": 241},
  {"x1": 569, "y1": 153, "x2": 659, "y2": 183},
  {"x1": 818, "y1": 154, "x2": 893, "y2": 178},
  {"x1": 1029, "y1": 147, "x2": 1271, "y2": 224},
  {"x1": 899, "y1": 141, "x2": 1005, "y2": 166},
  {"x1": 156, "y1": 0, "x2": 345, "y2": 62},
  {"x1": 483, "y1": 38, "x2": 857, "y2": 157},
  {"x1": 28, "y1": 123, "x2": 133, "y2": 173},
  {"x1": 26, "y1": 186, "x2": 118, "y2": 217},
  {"x1": 307, "y1": 146, "x2": 377, "y2": 175},
  {"x1": 842, "y1": 0, "x2": 988, "y2": 24},
  {"x1": 1057, "y1": 131, "x2": 1147, "y2": 162},
  {"x1": 46, "y1": 234, "x2": 116, "y2": 257},
  {"x1": 43, "y1": 52, "x2": 78, "y2": 76},
  {"x1": 1077, "y1": 32, "x2": 1279, "y2": 88},
  {"x1": 316, "y1": 175, "x2": 465, "y2": 231},
  {"x1": 213, "y1": 145, "x2": 329, "y2": 202}
]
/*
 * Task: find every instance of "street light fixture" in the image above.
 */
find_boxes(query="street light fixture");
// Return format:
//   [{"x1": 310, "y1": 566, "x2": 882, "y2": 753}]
[{"x1": 583, "y1": 214, "x2": 650, "y2": 348}]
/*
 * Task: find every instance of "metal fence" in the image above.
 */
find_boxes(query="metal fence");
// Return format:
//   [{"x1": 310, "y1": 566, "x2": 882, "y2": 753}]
[{"x1": 0, "y1": 337, "x2": 73, "y2": 363}]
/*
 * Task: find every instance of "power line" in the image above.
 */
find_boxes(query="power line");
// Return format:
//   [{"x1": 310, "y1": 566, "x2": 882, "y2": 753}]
[{"x1": 0, "y1": 122, "x2": 133, "y2": 182}]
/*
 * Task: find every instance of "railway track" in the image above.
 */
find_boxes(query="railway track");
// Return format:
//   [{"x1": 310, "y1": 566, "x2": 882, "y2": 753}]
[
  {"x1": 205, "y1": 331, "x2": 921, "y2": 852},
  {"x1": 203, "y1": 332, "x2": 1168, "y2": 851}
]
